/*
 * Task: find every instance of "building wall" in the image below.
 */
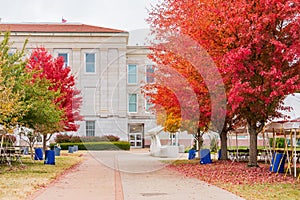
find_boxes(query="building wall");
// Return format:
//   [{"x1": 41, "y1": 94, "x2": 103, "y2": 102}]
[
  {"x1": 126, "y1": 46, "x2": 158, "y2": 141},
  {"x1": 3, "y1": 31, "x2": 160, "y2": 147}
]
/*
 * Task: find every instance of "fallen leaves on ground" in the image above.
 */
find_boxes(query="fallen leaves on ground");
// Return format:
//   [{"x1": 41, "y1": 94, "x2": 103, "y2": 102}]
[{"x1": 167, "y1": 160, "x2": 298, "y2": 186}]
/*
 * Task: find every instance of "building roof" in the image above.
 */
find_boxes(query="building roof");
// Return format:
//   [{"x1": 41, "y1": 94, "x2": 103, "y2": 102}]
[{"x1": 0, "y1": 23, "x2": 126, "y2": 33}]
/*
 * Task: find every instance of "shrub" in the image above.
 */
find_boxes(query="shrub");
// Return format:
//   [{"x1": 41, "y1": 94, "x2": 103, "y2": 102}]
[
  {"x1": 55, "y1": 134, "x2": 82, "y2": 143},
  {"x1": 55, "y1": 134, "x2": 72, "y2": 143},
  {"x1": 50, "y1": 141, "x2": 130, "y2": 151},
  {"x1": 55, "y1": 134, "x2": 121, "y2": 143},
  {"x1": 104, "y1": 135, "x2": 120, "y2": 142},
  {"x1": 70, "y1": 136, "x2": 81, "y2": 143},
  {"x1": 76, "y1": 135, "x2": 120, "y2": 142}
]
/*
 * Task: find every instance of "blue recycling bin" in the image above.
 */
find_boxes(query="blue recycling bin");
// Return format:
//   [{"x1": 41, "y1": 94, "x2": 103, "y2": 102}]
[
  {"x1": 200, "y1": 149, "x2": 212, "y2": 164},
  {"x1": 44, "y1": 150, "x2": 55, "y2": 165},
  {"x1": 34, "y1": 148, "x2": 43, "y2": 160},
  {"x1": 188, "y1": 149, "x2": 196, "y2": 160},
  {"x1": 73, "y1": 145, "x2": 78, "y2": 152},
  {"x1": 54, "y1": 146, "x2": 61, "y2": 156},
  {"x1": 68, "y1": 146, "x2": 74, "y2": 153},
  {"x1": 270, "y1": 153, "x2": 286, "y2": 173}
]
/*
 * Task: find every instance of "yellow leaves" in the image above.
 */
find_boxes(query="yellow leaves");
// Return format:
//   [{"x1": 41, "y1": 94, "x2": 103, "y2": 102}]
[
  {"x1": 0, "y1": 60, "x2": 23, "y2": 128},
  {"x1": 155, "y1": 109, "x2": 181, "y2": 133},
  {"x1": 163, "y1": 112, "x2": 181, "y2": 133}
]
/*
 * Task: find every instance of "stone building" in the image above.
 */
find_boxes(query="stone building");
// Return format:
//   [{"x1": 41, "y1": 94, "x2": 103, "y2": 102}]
[{"x1": 0, "y1": 23, "x2": 194, "y2": 148}]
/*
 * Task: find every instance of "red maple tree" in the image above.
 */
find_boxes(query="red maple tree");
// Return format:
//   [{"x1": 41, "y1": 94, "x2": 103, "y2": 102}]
[
  {"x1": 147, "y1": 0, "x2": 300, "y2": 166},
  {"x1": 27, "y1": 47, "x2": 82, "y2": 132},
  {"x1": 142, "y1": 37, "x2": 219, "y2": 156}
]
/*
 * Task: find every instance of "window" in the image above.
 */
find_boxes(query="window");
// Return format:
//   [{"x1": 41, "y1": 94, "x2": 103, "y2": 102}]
[
  {"x1": 128, "y1": 64, "x2": 137, "y2": 84},
  {"x1": 145, "y1": 96, "x2": 153, "y2": 113},
  {"x1": 128, "y1": 94, "x2": 137, "y2": 113},
  {"x1": 146, "y1": 65, "x2": 155, "y2": 83},
  {"x1": 86, "y1": 121, "x2": 95, "y2": 136},
  {"x1": 58, "y1": 53, "x2": 69, "y2": 68},
  {"x1": 85, "y1": 53, "x2": 95, "y2": 73}
]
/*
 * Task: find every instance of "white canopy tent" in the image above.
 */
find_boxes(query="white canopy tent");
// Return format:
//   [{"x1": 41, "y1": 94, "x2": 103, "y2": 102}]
[
  {"x1": 264, "y1": 93, "x2": 300, "y2": 178},
  {"x1": 264, "y1": 119, "x2": 300, "y2": 178}
]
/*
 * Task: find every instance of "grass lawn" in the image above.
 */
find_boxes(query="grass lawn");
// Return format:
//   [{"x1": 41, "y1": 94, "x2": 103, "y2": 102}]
[
  {"x1": 167, "y1": 159, "x2": 300, "y2": 200},
  {"x1": 0, "y1": 151, "x2": 84, "y2": 200}
]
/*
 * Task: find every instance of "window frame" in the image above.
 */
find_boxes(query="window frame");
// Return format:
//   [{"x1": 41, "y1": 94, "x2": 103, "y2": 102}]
[
  {"x1": 127, "y1": 64, "x2": 138, "y2": 84},
  {"x1": 85, "y1": 121, "x2": 96, "y2": 136},
  {"x1": 85, "y1": 53, "x2": 96, "y2": 73},
  {"x1": 128, "y1": 94, "x2": 138, "y2": 113},
  {"x1": 58, "y1": 53, "x2": 69, "y2": 68}
]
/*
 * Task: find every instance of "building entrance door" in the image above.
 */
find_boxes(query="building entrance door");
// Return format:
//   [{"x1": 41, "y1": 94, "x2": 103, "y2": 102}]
[
  {"x1": 129, "y1": 124, "x2": 144, "y2": 148},
  {"x1": 129, "y1": 133, "x2": 143, "y2": 148}
]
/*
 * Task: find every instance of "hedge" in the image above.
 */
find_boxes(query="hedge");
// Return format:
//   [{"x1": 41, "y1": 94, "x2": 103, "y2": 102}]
[
  {"x1": 54, "y1": 134, "x2": 120, "y2": 143},
  {"x1": 269, "y1": 138, "x2": 285, "y2": 148},
  {"x1": 50, "y1": 141, "x2": 130, "y2": 151}
]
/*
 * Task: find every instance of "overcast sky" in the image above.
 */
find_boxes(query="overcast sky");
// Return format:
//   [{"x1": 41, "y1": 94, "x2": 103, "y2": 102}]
[{"x1": 0, "y1": 0, "x2": 160, "y2": 32}]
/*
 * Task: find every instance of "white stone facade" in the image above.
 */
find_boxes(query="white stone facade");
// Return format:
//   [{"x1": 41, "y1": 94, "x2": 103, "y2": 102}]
[{"x1": 0, "y1": 23, "x2": 194, "y2": 148}]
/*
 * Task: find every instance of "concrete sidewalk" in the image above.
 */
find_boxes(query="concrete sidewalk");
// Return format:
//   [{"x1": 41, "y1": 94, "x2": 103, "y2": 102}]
[{"x1": 28, "y1": 150, "x2": 245, "y2": 200}]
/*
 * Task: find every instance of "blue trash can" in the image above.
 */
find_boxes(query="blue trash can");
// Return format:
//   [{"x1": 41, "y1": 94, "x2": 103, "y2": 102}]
[
  {"x1": 44, "y1": 150, "x2": 55, "y2": 165},
  {"x1": 54, "y1": 146, "x2": 61, "y2": 156},
  {"x1": 188, "y1": 149, "x2": 196, "y2": 160},
  {"x1": 73, "y1": 145, "x2": 78, "y2": 152},
  {"x1": 200, "y1": 149, "x2": 212, "y2": 164},
  {"x1": 270, "y1": 153, "x2": 286, "y2": 173},
  {"x1": 68, "y1": 146, "x2": 74, "y2": 153},
  {"x1": 34, "y1": 148, "x2": 43, "y2": 160}
]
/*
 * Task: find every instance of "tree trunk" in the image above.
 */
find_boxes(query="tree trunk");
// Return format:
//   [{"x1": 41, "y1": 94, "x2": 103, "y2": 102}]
[
  {"x1": 248, "y1": 122, "x2": 259, "y2": 167},
  {"x1": 220, "y1": 130, "x2": 228, "y2": 160},
  {"x1": 30, "y1": 145, "x2": 34, "y2": 160},
  {"x1": 43, "y1": 134, "x2": 47, "y2": 153},
  {"x1": 194, "y1": 129, "x2": 204, "y2": 159},
  {"x1": 198, "y1": 135, "x2": 203, "y2": 159}
]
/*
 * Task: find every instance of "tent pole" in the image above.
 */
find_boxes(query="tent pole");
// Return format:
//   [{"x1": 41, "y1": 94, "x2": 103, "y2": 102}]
[
  {"x1": 294, "y1": 129, "x2": 297, "y2": 178},
  {"x1": 284, "y1": 130, "x2": 292, "y2": 177},
  {"x1": 272, "y1": 128, "x2": 276, "y2": 153},
  {"x1": 236, "y1": 132, "x2": 239, "y2": 162},
  {"x1": 0, "y1": 134, "x2": 3, "y2": 148}
]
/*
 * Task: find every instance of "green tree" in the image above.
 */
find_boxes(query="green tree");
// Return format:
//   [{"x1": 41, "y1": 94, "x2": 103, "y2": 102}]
[
  {"x1": 21, "y1": 77, "x2": 64, "y2": 152},
  {"x1": 0, "y1": 32, "x2": 28, "y2": 132}
]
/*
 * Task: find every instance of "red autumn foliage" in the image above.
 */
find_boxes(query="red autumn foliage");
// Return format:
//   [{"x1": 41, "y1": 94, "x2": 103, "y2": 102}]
[
  {"x1": 167, "y1": 161, "x2": 299, "y2": 186},
  {"x1": 27, "y1": 47, "x2": 83, "y2": 132},
  {"x1": 147, "y1": 0, "x2": 300, "y2": 166}
]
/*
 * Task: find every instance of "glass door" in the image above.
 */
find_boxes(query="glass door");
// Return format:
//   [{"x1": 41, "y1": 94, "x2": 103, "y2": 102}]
[
  {"x1": 129, "y1": 133, "x2": 143, "y2": 148},
  {"x1": 129, "y1": 124, "x2": 144, "y2": 148}
]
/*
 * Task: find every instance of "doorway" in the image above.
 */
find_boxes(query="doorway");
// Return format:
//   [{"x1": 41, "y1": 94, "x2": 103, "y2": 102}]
[{"x1": 129, "y1": 124, "x2": 144, "y2": 148}]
